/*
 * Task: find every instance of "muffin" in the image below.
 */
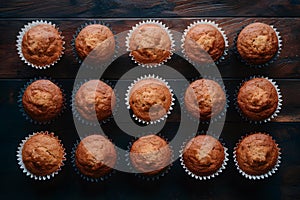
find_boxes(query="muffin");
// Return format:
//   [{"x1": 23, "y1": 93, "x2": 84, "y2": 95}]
[
  {"x1": 75, "y1": 24, "x2": 115, "y2": 62},
  {"x1": 235, "y1": 133, "x2": 280, "y2": 176},
  {"x1": 21, "y1": 23, "x2": 63, "y2": 67},
  {"x1": 182, "y1": 135, "x2": 225, "y2": 177},
  {"x1": 128, "y1": 78, "x2": 172, "y2": 122},
  {"x1": 22, "y1": 79, "x2": 64, "y2": 123},
  {"x1": 127, "y1": 22, "x2": 172, "y2": 66},
  {"x1": 75, "y1": 80, "x2": 116, "y2": 122},
  {"x1": 183, "y1": 23, "x2": 226, "y2": 63},
  {"x1": 130, "y1": 134, "x2": 172, "y2": 176},
  {"x1": 75, "y1": 135, "x2": 117, "y2": 179},
  {"x1": 237, "y1": 22, "x2": 279, "y2": 65},
  {"x1": 237, "y1": 77, "x2": 279, "y2": 121},
  {"x1": 21, "y1": 131, "x2": 65, "y2": 177},
  {"x1": 184, "y1": 79, "x2": 226, "y2": 121}
]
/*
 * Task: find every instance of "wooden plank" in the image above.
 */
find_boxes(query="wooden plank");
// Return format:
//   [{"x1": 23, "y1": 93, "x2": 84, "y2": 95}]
[
  {"x1": 1, "y1": 79, "x2": 299, "y2": 123},
  {"x1": 0, "y1": 18, "x2": 300, "y2": 79},
  {"x1": 1, "y1": 0, "x2": 300, "y2": 18}
]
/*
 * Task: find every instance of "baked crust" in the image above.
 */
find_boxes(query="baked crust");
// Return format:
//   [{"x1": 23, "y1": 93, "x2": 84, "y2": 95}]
[
  {"x1": 237, "y1": 78, "x2": 278, "y2": 121},
  {"x1": 22, "y1": 24, "x2": 63, "y2": 66},
  {"x1": 236, "y1": 133, "x2": 279, "y2": 175},
  {"x1": 184, "y1": 79, "x2": 226, "y2": 120},
  {"x1": 75, "y1": 135, "x2": 117, "y2": 178}
]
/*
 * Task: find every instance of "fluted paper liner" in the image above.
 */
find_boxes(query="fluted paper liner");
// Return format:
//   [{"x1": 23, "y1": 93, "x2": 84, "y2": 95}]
[
  {"x1": 233, "y1": 133, "x2": 281, "y2": 180},
  {"x1": 181, "y1": 20, "x2": 229, "y2": 66},
  {"x1": 234, "y1": 23, "x2": 282, "y2": 68},
  {"x1": 126, "y1": 20, "x2": 175, "y2": 68},
  {"x1": 18, "y1": 77, "x2": 66, "y2": 125},
  {"x1": 16, "y1": 131, "x2": 66, "y2": 181},
  {"x1": 235, "y1": 76, "x2": 282, "y2": 123},
  {"x1": 16, "y1": 20, "x2": 65, "y2": 69},
  {"x1": 125, "y1": 74, "x2": 175, "y2": 125},
  {"x1": 179, "y1": 135, "x2": 229, "y2": 180},
  {"x1": 125, "y1": 134, "x2": 174, "y2": 181}
]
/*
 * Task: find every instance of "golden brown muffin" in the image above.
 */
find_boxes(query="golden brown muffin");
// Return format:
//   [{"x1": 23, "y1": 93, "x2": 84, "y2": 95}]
[
  {"x1": 128, "y1": 23, "x2": 172, "y2": 66},
  {"x1": 182, "y1": 135, "x2": 225, "y2": 176},
  {"x1": 235, "y1": 133, "x2": 280, "y2": 175},
  {"x1": 75, "y1": 80, "x2": 116, "y2": 122},
  {"x1": 75, "y1": 135, "x2": 117, "y2": 178},
  {"x1": 22, "y1": 131, "x2": 65, "y2": 176},
  {"x1": 129, "y1": 78, "x2": 172, "y2": 122},
  {"x1": 22, "y1": 79, "x2": 64, "y2": 122},
  {"x1": 130, "y1": 134, "x2": 172, "y2": 176},
  {"x1": 21, "y1": 24, "x2": 63, "y2": 67},
  {"x1": 237, "y1": 22, "x2": 279, "y2": 65},
  {"x1": 75, "y1": 24, "x2": 115, "y2": 61},
  {"x1": 184, "y1": 79, "x2": 226, "y2": 121},
  {"x1": 184, "y1": 23, "x2": 225, "y2": 63},
  {"x1": 237, "y1": 78, "x2": 278, "y2": 121}
]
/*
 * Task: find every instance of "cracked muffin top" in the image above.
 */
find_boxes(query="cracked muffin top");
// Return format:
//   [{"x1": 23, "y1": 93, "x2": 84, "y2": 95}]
[
  {"x1": 128, "y1": 23, "x2": 172, "y2": 66},
  {"x1": 237, "y1": 77, "x2": 278, "y2": 121},
  {"x1": 182, "y1": 135, "x2": 225, "y2": 176},
  {"x1": 22, "y1": 79, "x2": 64, "y2": 122},
  {"x1": 237, "y1": 22, "x2": 279, "y2": 65},
  {"x1": 129, "y1": 78, "x2": 172, "y2": 122},
  {"x1": 75, "y1": 24, "x2": 115, "y2": 61},
  {"x1": 22, "y1": 131, "x2": 65, "y2": 176},
  {"x1": 75, "y1": 134, "x2": 117, "y2": 178},
  {"x1": 235, "y1": 133, "x2": 279, "y2": 175},
  {"x1": 184, "y1": 79, "x2": 226, "y2": 121},
  {"x1": 75, "y1": 80, "x2": 116, "y2": 122},
  {"x1": 130, "y1": 134, "x2": 172, "y2": 176},
  {"x1": 21, "y1": 24, "x2": 63, "y2": 67},
  {"x1": 184, "y1": 23, "x2": 225, "y2": 63}
]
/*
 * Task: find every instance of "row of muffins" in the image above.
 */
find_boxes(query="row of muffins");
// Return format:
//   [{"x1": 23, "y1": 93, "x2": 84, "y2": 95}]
[
  {"x1": 17, "y1": 20, "x2": 281, "y2": 69},
  {"x1": 19, "y1": 76, "x2": 282, "y2": 125},
  {"x1": 17, "y1": 131, "x2": 280, "y2": 181}
]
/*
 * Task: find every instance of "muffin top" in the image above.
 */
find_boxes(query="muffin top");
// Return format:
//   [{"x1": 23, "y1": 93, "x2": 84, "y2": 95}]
[
  {"x1": 237, "y1": 22, "x2": 279, "y2": 65},
  {"x1": 128, "y1": 23, "x2": 172, "y2": 66},
  {"x1": 183, "y1": 135, "x2": 225, "y2": 176},
  {"x1": 22, "y1": 132, "x2": 65, "y2": 176},
  {"x1": 235, "y1": 133, "x2": 279, "y2": 175},
  {"x1": 75, "y1": 24, "x2": 115, "y2": 61},
  {"x1": 129, "y1": 78, "x2": 172, "y2": 122},
  {"x1": 130, "y1": 134, "x2": 172, "y2": 175},
  {"x1": 75, "y1": 134, "x2": 117, "y2": 178},
  {"x1": 237, "y1": 78, "x2": 278, "y2": 121},
  {"x1": 184, "y1": 79, "x2": 226, "y2": 120},
  {"x1": 21, "y1": 24, "x2": 63, "y2": 67},
  {"x1": 75, "y1": 80, "x2": 116, "y2": 122},
  {"x1": 22, "y1": 79, "x2": 64, "y2": 122},
  {"x1": 184, "y1": 24, "x2": 225, "y2": 63}
]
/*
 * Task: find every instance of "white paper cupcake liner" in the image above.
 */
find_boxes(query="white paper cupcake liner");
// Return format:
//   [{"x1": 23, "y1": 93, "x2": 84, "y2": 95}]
[
  {"x1": 16, "y1": 131, "x2": 66, "y2": 181},
  {"x1": 125, "y1": 74, "x2": 175, "y2": 125},
  {"x1": 235, "y1": 76, "x2": 283, "y2": 124},
  {"x1": 125, "y1": 134, "x2": 174, "y2": 181},
  {"x1": 71, "y1": 21, "x2": 118, "y2": 70},
  {"x1": 18, "y1": 77, "x2": 67, "y2": 125},
  {"x1": 71, "y1": 79, "x2": 119, "y2": 126},
  {"x1": 181, "y1": 20, "x2": 229, "y2": 66},
  {"x1": 233, "y1": 133, "x2": 281, "y2": 180},
  {"x1": 16, "y1": 20, "x2": 65, "y2": 69},
  {"x1": 126, "y1": 19, "x2": 175, "y2": 68},
  {"x1": 179, "y1": 135, "x2": 229, "y2": 180},
  {"x1": 71, "y1": 135, "x2": 117, "y2": 182},
  {"x1": 180, "y1": 76, "x2": 229, "y2": 124},
  {"x1": 234, "y1": 23, "x2": 282, "y2": 68}
]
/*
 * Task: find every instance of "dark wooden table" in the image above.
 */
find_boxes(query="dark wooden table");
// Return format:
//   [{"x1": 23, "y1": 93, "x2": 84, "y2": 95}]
[{"x1": 1, "y1": 1, "x2": 300, "y2": 199}]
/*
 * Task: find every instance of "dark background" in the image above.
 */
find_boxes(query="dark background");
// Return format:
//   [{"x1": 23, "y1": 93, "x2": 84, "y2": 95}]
[{"x1": 1, "y1": 1, "x2": 300, "y2": 199}]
